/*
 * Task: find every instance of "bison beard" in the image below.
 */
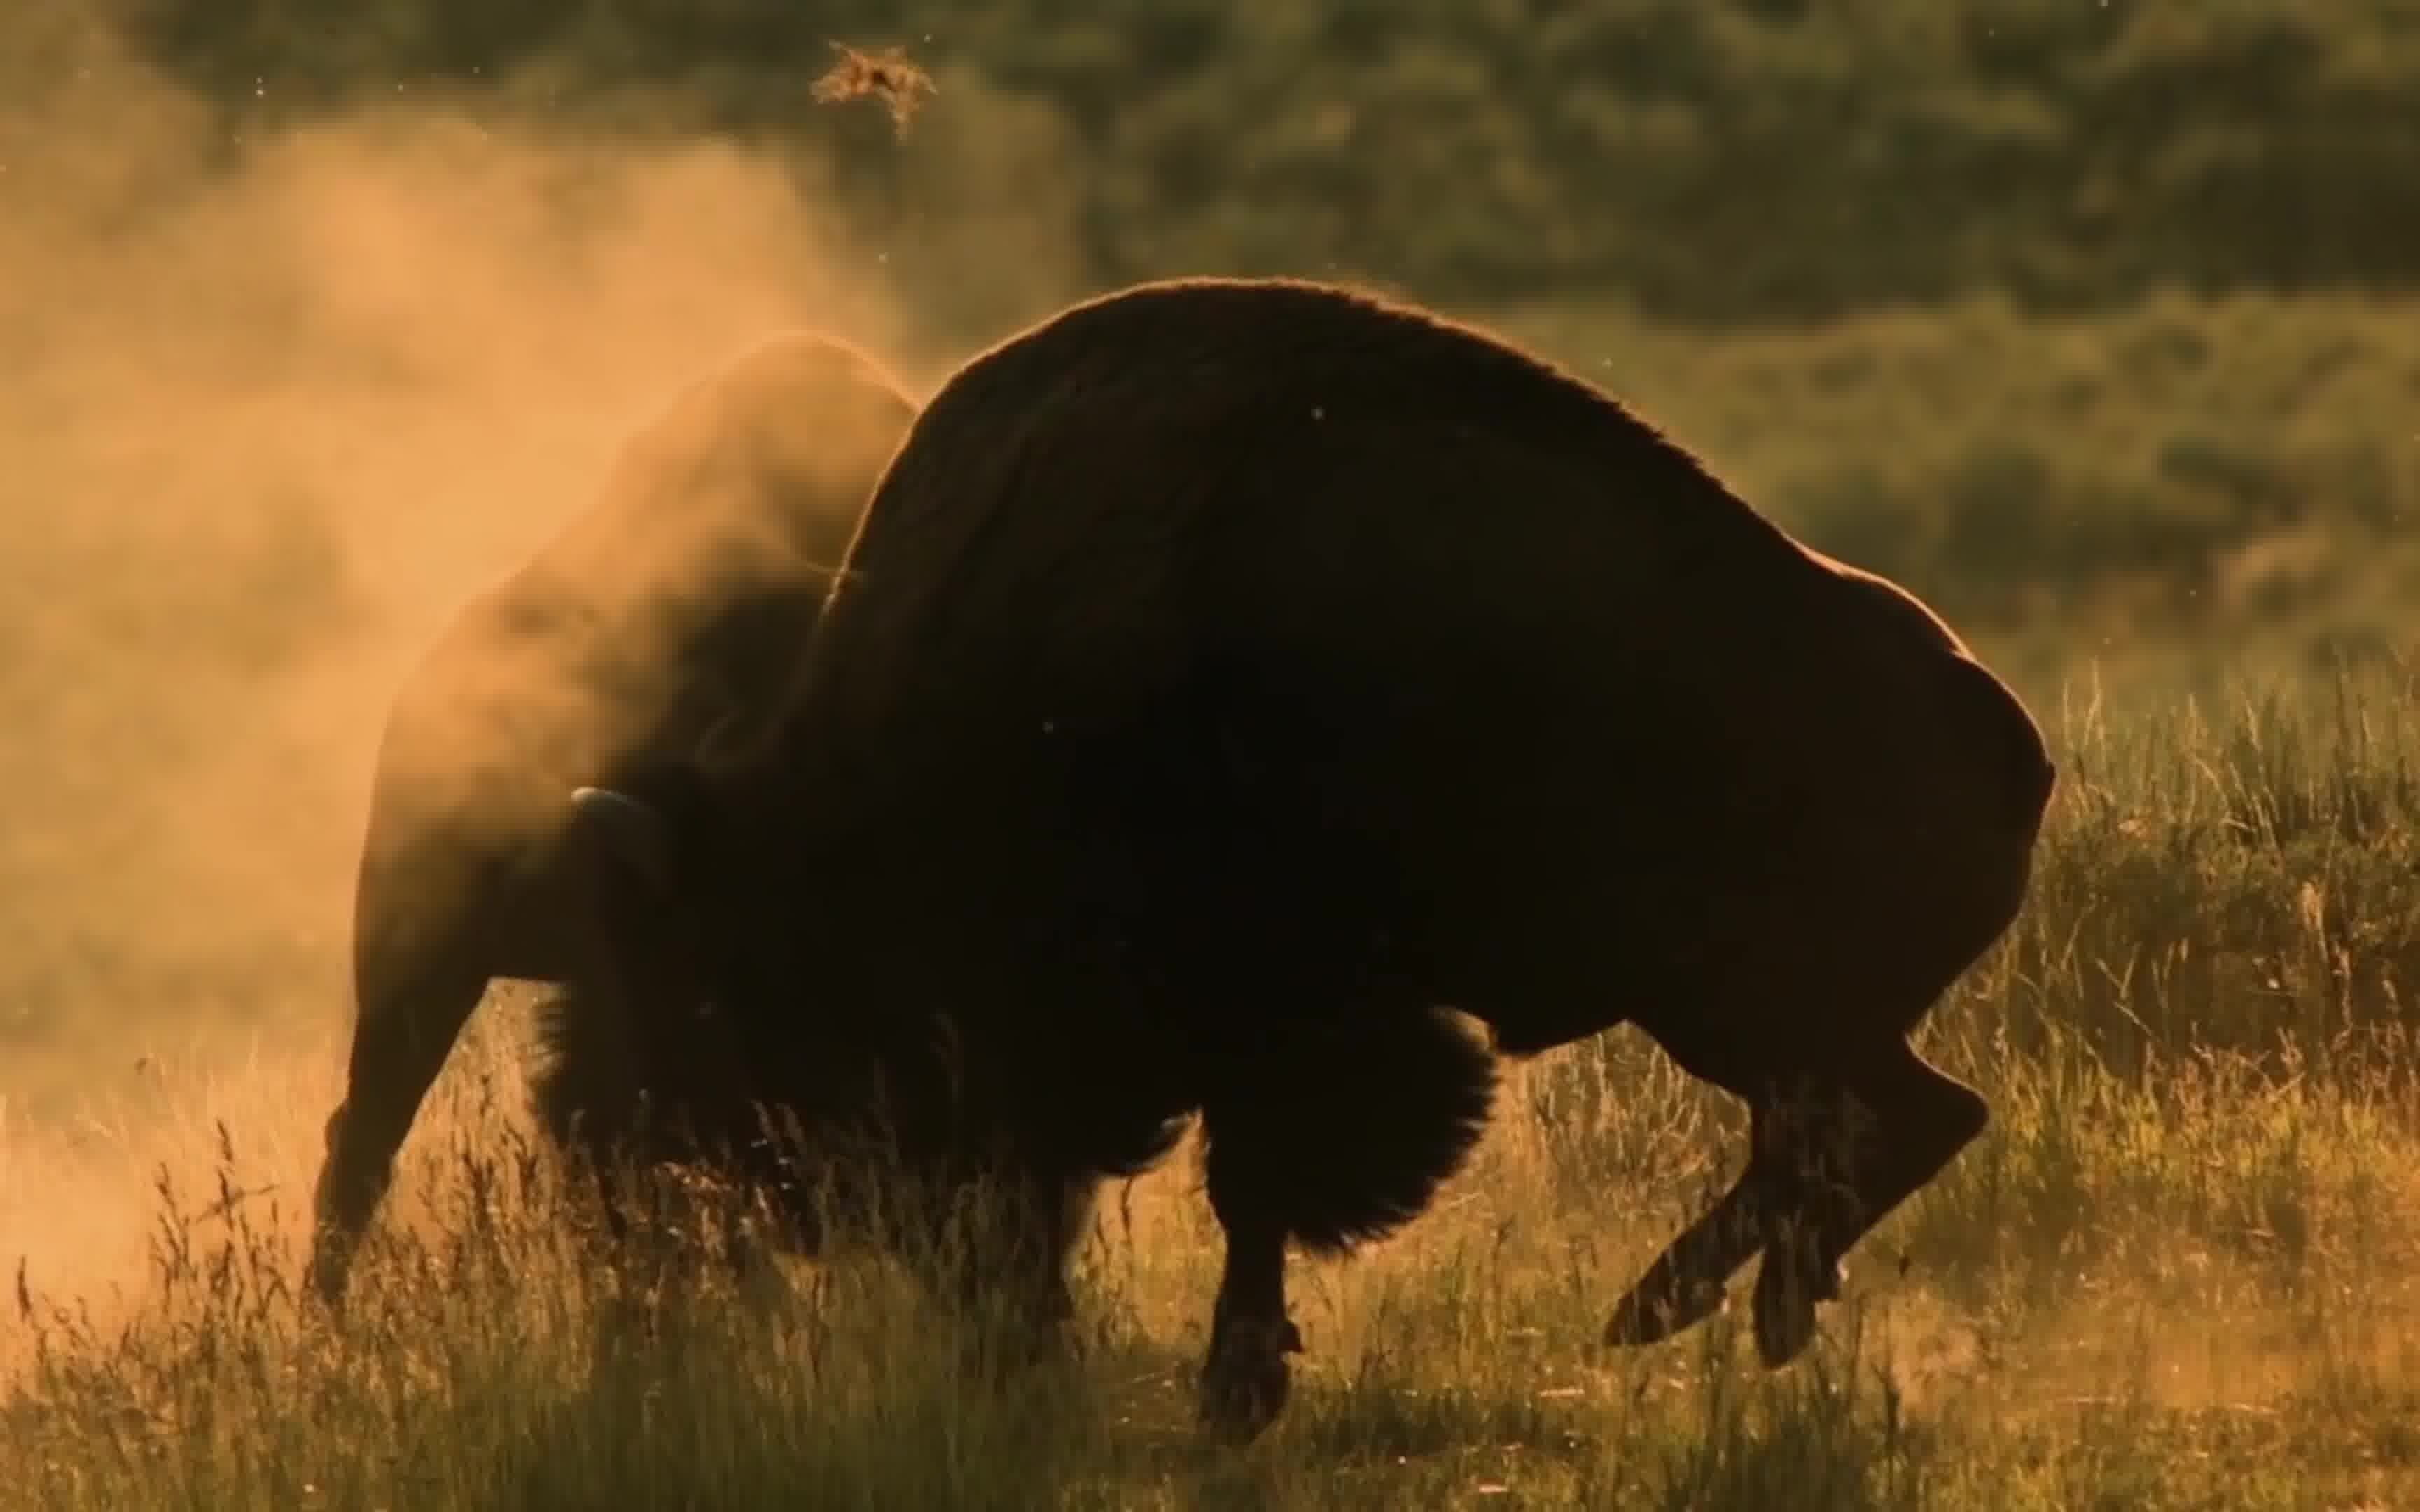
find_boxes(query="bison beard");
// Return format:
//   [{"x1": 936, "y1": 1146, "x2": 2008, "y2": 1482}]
[
  {"x1": 543, "y1": 276, "x2": 2058, "y2": 1445},
  {"x1": 302, "y1": 330, "x2": 918, "y2": 1308}
]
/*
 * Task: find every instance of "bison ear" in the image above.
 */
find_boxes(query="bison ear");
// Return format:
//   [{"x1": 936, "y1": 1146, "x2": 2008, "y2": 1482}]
[{"x1": 568, "y1": 785, "x2": 672, "y2": 892}]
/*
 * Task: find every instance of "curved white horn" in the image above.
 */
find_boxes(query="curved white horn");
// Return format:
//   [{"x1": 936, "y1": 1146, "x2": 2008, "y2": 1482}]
[{"x1": 569, "y1": 785, "x2": 672, "y2": 886}]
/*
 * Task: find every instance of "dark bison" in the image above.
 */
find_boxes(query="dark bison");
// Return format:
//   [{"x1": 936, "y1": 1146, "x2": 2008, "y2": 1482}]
[
  {"x1": 544, "y1": 276, "x2": 2057, "y2": 1441},
  {"x1": 303, "y1": 331, "x2": 919, "y2": 1304}
]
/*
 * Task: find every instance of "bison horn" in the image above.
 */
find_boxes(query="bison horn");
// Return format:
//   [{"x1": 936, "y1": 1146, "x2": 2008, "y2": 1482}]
[{"x1": 569, "y1": 785, "x2": 672, "y2": 889}]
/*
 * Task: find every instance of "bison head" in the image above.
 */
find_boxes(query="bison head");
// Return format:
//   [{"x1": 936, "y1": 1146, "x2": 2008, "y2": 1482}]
[{"x1": 550, "y1": 766, "x2": 990, "y2": 1259}]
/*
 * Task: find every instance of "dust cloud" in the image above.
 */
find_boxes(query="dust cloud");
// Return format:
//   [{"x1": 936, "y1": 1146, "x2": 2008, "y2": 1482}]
[{"x1": 0, "y1": 15, "x2": 1078, "y2": 1304}]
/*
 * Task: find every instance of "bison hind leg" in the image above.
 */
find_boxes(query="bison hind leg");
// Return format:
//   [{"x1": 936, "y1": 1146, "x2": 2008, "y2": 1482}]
[{"x1": 1748, "y1": 1037, "x2": 1989, "y2": 1369}]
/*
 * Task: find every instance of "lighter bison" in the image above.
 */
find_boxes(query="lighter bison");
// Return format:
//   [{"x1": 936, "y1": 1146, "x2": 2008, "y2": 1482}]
[
  {"x1": 545, "y1": 278, "x2": 2050, "y2": 1442},
  {"x1": 302, "y1": 332, "x2": 918, "y2": 1304}
]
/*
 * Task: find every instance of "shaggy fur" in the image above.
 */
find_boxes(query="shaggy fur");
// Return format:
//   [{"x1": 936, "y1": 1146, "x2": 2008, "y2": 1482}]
[
  {"x1": 303, "y1": 332, "x2": 918, "y2": 1304},
  {"x1": 553, "y1": 277, "x2": 2058, "y2": 1442}
]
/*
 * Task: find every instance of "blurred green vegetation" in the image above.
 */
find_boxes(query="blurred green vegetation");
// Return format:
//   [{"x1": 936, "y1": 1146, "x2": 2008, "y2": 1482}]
[
  {"x1": 86, "y1": 0, "x2": 2420, "y2": 663},
  {"x1": 106, "y1": 0, "x2": 2420, "y2": 322},
  {"x1": 1490, "y1": 290, "x2": 2420, "y2": 678}
]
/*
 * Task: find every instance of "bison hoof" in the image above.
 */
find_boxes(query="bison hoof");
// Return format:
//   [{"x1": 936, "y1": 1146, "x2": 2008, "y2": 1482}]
[
  {"x1": 1601, "y1": 1275, "x2": 1729, "y2": 1349},
  {"x1": 1197, "y1": 1316, "x2": 1304, "y2": 1446},
  {"x1": 1751, "y1": 1251, "x2": 1844, "y2": 1368}
]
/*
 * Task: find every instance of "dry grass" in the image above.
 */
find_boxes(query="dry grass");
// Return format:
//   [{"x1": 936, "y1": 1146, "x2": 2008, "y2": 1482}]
[{"x1": 8, "y1": 669, "x2": 2420, "y2": 1508}]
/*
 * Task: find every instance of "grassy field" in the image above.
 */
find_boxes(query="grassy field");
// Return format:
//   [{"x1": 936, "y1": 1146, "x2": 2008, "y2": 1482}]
[
  {"x1": 6, "y1": 665, "x2": 2420, "y2": 1510},
  {"x1": 103, "y1": 1, "x2": 2420, "y2": 326},
  {"x1": 13, "y1": 10, "x2": 2420, "y2": 1502}
]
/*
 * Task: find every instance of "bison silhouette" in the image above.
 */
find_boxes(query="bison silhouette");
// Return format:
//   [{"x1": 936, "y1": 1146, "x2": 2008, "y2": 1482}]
[
  {"x1": 548, "y1": 277, "x2": 2057, "y2": 1442},
  {"x1": 303, "y1": 331, "x2": 917, "y2": 1305}
]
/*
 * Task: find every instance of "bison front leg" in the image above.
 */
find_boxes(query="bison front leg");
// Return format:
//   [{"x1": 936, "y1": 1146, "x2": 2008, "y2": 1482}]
[
  {"x1": 1187, "y1": 1004, "x2": 1494, "y2": 1441},
  {"x1": 310, "y1": 817, "x2": 578, "y2": 1308},
  {"x1": 580, "y1": 1154, "x2": 779, "y2": 1374},
  {"x1": 1195, "y1": 1166, "x2": 1307, "y2": 1441},
  {"x1": 1194, "y1": 1100, "x2": 1305, "y2": 1444},
  {"x1": 924, "y1": 1161, "x2": 1094, "y2": 1376},
  {"x1": 307, "y1": 953, "x2": 494, "y2": 1307}
]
